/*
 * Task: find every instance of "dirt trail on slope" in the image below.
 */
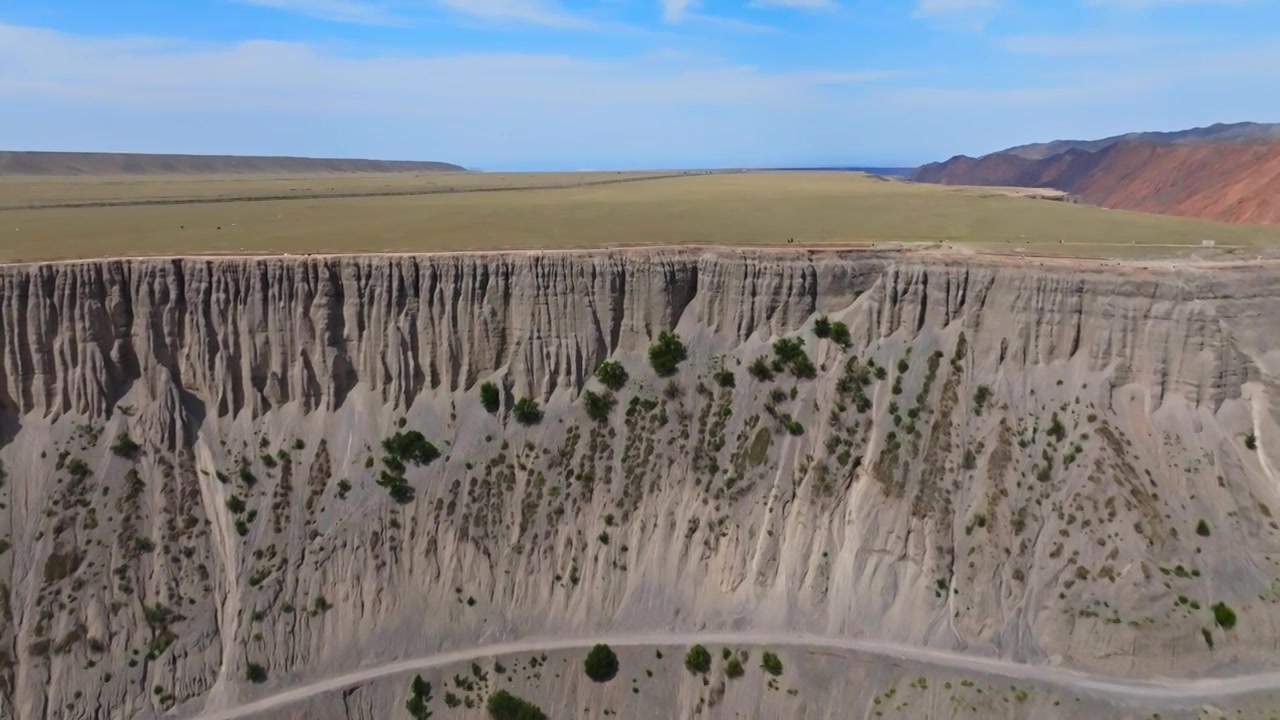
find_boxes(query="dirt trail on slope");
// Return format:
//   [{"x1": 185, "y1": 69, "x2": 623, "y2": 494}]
[{"x1": 186, "y1": 631, "x2": 1280, "y2": 719}]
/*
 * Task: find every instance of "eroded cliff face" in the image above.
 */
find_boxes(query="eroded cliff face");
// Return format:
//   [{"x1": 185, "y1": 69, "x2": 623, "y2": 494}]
[{"x1": 0, "y1": 249, "x2": 1278, "y2": 719}]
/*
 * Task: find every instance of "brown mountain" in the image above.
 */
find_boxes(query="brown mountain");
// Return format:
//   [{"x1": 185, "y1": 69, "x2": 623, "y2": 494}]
[
  {"x1": 0, "y1": 150, "x2": 466, "y2": 175},
  {"x1": 911, "y1": 138, "x2": 1280, "y2": 225},
  {"x1": 1000, "y1": 121, "x2": 1280, "y2": 160}
]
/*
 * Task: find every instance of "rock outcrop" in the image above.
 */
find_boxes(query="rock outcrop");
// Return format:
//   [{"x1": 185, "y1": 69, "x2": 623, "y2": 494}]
[{"x1": 0, "y1": 249, "x2": 1278, "y2": 719}]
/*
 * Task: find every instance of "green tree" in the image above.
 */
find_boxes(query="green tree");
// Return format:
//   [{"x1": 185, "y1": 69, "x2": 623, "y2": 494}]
[
  {"x1": 584, "y1": 390, "x2": 615, "y2": 422},
  {"x1": 813, "y1": 316, "x2": 832, "y2": 338},
  {"x1": 760, "y1": 651, "x2": 784, "y2": 676},
  {"x1": 1212, "y1": 602, "x2": 1237, "y2": 630},
  {"x1": 1196, "y1": 519, "x2": 1211, "y2": 537},
  {"x1": 649, "y1": 331, "x2": 689, "y2": 377},
  {"x1": 684, "y1": 645, "x2": 711, "y2": 674},
  {"x1": 513, "y1": 397, "x2": 543, "y2": 425},
  {"x1": 583, "y1": 643, "x2": 619, "y2": 682},
  {"x1": 245, "y1": 662, "x2": 267, "y2": 683},
  {"x1": 596, "y1": 361, "x2": 629, "y2": 391},
  {"x1": 480, "y1": 382, "x2": 501, "y2": 414},
  {"x1": 830, "y1": 321, "x2": 851, "y2": 349},
  {"x1": 407, "y1": 675, "x2": 433, "y2": 719},
  {"x1": 487, "y1": 690, "x2": 548, "y2": 720}
]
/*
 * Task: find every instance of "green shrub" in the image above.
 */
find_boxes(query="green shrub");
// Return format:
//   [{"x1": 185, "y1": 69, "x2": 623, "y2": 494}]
[
  {"x1": 713, "y1": 368, "x2": 736, "y2": 388},
  {"x1": 584, "y1": 390, "x2": 615, "y2": 422},
  {"x1": 512, "y1": 397, "x2": 543, "y2": 425},
  {"x1": 480, "y1": 382, "x2": 501, "y2": 414},
  {"x1": 1245, "y1": 433, "x2": 1257, "y2": 450},
  {"x1": 336, "y1": 479, "x2": 352, "y2": 499},
  {"x1": 245, "y1": 662, "x2": 267, "y2": 683},
  {"x1": 684, "y1": 645, "x2": 711, "y2": 674},
  {"x1": 596, "y1": 361, "x2": 629, "y2": 391},
  {"x1": 407, "y1": 675, "x2": 433, "y2": 719},
  {"x1": 724, "y1": 656, "x2": 744, "y2": 679},
  {"x1": 583, "y1": 643, "x2": 619, "y2": 682},
  {"x1": 773, "y1": 338, "x2": 806, "y2": 365},
  {"x1": 649, "y1": 332, "x2": 688, "y2": 377},
  {"x1": 962, "y1": 448, "x2": 976, "y2": 470},
  {"x1": 830, "y1": 321, "x2": 851, "y2": 349},
  {"x1": 1196, "y1": 519, "x2": 1211, "y2": 537},
  {"x1": 226, "y1": 495, "x2": 246, "y2": 514},
  {"x1": 813, "y1": 316, "x2": 832, "y2": 338},
  {"x1": 65, "y1": 458, "x2": 92, "y2": 481},
  {"x1": 111, "y1": 432, "x2": 141, "y2": 459},
  {"x1": 748, "y1": 356, "x2": 775, "y2": 381},
  {"x1": 896, "y1": 358, "x2": 909, "y2": 374},
  {"x1": 760, "y1": 651, "x2": 784, "y2": 676},
  {"x1": 382, "y1": 431, "x2": 440, "y2": 466},
  {"x1": 487, "y1": 690, "x2": 548, "y2": 720},
  {"x1": 973, "y1": 385, "x2": 992, "y2": 415},
  {"x1": 1212, "y1": 602, "x2": 1237, "y2": 630},
  {"x1": 260, "y1": 453, "x2": 277, "y2": 469}
]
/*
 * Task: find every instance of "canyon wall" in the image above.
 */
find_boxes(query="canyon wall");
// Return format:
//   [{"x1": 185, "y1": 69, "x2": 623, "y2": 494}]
[{"x1": 0, "y1": 249, "x2": 1277, "y2": 719}]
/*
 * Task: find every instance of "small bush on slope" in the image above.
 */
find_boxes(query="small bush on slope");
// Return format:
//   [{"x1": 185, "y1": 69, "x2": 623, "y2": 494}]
[
  {"x1": 480, "y1": 382, "x2": 501, "y2": 414},
  {"x1": 649, "y1": 331, "x2": 688, "y2": 377},
  {"x1": 685, "y1": 645, "x2": 711, "y2": 674},
  {"x1": 583, "y1": 643, "x2": 619, "y2": 682},
  {"x1": 513, "y1": 398, "x2": 543, "y2": 425},
  {"x1": 487, "y1": 690, "x2": 548, "y2": 720},
  {"x1": 596, "y1": 361, "x2": 629, "y2": 391}
]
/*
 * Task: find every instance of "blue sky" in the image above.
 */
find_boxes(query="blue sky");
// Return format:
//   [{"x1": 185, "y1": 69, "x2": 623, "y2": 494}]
[{"x1": 0, "y1": 0, "x2": 1277, "y2": 169}]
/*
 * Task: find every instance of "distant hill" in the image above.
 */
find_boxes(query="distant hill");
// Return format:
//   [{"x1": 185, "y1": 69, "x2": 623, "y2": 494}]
[
  {"x1": 911, "y1": 140, "x2": 1280, "y2": 225},
  {"x1": 0, "y1": 151, "x2": 466, "y2": 175},
  {"x1": 999, "y1": 121, "x2": 1280, "y2": 160}
]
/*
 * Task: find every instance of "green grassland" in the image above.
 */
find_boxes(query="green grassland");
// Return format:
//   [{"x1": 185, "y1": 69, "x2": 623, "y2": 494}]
[{"x1": 0, "y1": 171, "x2": 1276, "y2": 263}]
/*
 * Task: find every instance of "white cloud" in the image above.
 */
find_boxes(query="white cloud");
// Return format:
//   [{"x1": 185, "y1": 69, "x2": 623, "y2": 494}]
[
  {"x1": 913, "y1": 0, "x2": 998, "y2": 17},
  {"x1": 1083, "y1": 0, "x2": 1252, "y2": 7},
  {"x1": 996, "y1": 33, "x2": 1179, "y2": 55},
  {"x1": 234, "y1": 0, "x2": 400, "y2": 24},
  {"x1": 435, "y1": 0, "x2": 597, "y2": 27},
  {"x1": 749, "y1": 0, "x2": 837, "y2": 10},
  {"x1": 658, "y1": 0, "x2": 774, "y2": 30}
]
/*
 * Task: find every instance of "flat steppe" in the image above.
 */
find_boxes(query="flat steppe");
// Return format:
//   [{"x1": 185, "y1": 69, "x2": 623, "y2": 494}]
[{"x1": 1, "y1": 170, "x2": 1277, "y2": 263}]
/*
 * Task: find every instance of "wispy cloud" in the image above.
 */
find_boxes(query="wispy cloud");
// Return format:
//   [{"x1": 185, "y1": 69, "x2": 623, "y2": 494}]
[
  {"x1": 659, "y1": 0, "x2": 774, "y2": 30},
  {"x1": 436, "y1": 0, "x2": 597, "y2": 27},
  {"x1": 913, "y1": 0, "x2": 998, "y2": 17},
  {"x1": 234, "y1": 0, "x2": 400, "y2": 24},
  {"x1": 749, "y1": 0, "x2": 837, "y2": 11},
  {"x1": 1083, "y1": 0, "x2": 1253, "y2": 7},
  {"x1": 996, "y1": 33, "x2": 1181, "y2": 55}
]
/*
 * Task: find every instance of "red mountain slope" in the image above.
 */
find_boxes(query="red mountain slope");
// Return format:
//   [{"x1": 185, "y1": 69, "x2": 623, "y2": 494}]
[{"x1": 911, "y1": 141, "x2": 1280, "y2": 225}]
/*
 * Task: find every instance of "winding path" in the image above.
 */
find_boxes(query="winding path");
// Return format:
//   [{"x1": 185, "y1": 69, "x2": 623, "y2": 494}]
[{"x1": 188, "y1": 631, "x2": 1280, "y2": 719}]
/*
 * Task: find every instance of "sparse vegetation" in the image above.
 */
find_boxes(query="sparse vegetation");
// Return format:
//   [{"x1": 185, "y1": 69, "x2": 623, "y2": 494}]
[
  {"x1": 245, "y1": 662, "x2": 267, "y2": 683},
  {"x1": 596, "y1": 361, "x2": 629, "y2": 391},
  {"x1": 684, "y1": 644, "x2": 712, "y2": 674},
  {"x1": 406, "y1": 674, "x2": 434, "y2": 719},
  {"x1": 487, "y1": 690, "x2": 548, "y2": 720},
  {"x1": 1212, "y1": 602, "x2": 1237, "y2": 630},
  {"x1": 480, "y1": 382, "x2": 501, "y2": 414},
  {"x1": 830, "y1": 321, "x2": 851, "y2": 348},
  {"x1": 513, "y1": 397, "x2": 543, "y2": 425},
  {"x1": 724, "y1": 657, "x2": 744, "y2": 679},
  {"x1": 748, "y1": 356, "x2": 775, "y2": 381},
  {"x1": 584, "y1": 390, "x2": 616, "y2": 422},
  {"x1": 583, "y1": 643, "x2": 619, "y2": 682},
  {"x1": 110, "y1": 432, "x2": 141, "y2": 459},
  {"x1": 649, "y1": 331, "x2": 688, "y2": 377}
]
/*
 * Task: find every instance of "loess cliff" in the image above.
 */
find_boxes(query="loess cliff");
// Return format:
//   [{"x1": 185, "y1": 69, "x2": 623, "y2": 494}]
[{"x1": 0, "y1": 249, "x2": 1279, "y2": 719}]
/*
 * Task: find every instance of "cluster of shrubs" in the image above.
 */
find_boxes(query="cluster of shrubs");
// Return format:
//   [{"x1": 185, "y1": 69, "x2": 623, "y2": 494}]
[{"x1": 377, "y1": 430, "x2": 440, "y2": 504}]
